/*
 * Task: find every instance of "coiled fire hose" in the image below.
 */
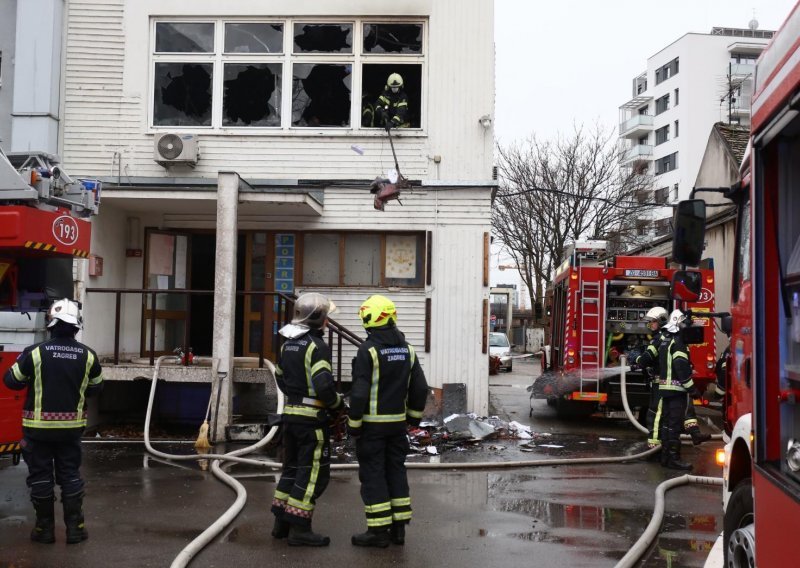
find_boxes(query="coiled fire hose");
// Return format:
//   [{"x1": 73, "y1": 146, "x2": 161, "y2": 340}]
[{"x1": 142, "y1": 355, "x2": 723, "y2": 567}]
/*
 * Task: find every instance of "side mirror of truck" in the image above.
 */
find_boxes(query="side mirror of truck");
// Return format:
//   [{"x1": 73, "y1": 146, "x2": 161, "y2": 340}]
[
  {"x1": 671, "y1": 270, "x2": 702, "y2": 302},
  {"x1": 672, "y1": 199, "x2": 706, "y2": 266}
]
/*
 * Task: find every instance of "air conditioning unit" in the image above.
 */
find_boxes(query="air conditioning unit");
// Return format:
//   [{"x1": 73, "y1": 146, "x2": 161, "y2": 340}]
[{"x1": 154, "y1": 133, "x2": 199, "y2": 167}]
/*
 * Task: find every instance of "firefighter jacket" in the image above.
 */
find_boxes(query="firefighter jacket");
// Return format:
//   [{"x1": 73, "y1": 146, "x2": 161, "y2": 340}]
[
  {"x1": 636, "y1": 330, "x2": 668, "y2": 376},
  {"x1": 375, "y1": 88, "x2": 410, "y2": 128},
  {"x1": 276, "y1": 328, "x2": 343, "y2": 424},
  {"x1": 348, "y1": 325, "x2": 428, "y2": 434},
  {"x1": 655, "y1": 331, "x2": 694, "y2": 396},
  {"x1": 3, "y1": 337, "x2": 103, "y2": 439}
]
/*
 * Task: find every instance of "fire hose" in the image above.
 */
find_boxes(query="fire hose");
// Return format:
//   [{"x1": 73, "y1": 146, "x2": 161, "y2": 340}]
[{"x1": 142, "y1": 355, "x2": 722, "y2": 567}]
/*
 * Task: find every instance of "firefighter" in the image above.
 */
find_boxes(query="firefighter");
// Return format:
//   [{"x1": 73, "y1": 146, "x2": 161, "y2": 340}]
[
  {"x1": 348, "y1": 295, "x2": 428, "y2": 548},
  {"x1": 2, "y1": 298, "x2": 103, "y2": 544},
  {"x1": 655, "y1": 309, "x2": 702, "y2": 470},
  {"x1": 374, "y1": 73, "x2": 410, "y2": 129},
  {"x1": 270, "y1": 293, "x2": 345, "y2": 547},
  {"x1": 636, "y1": 306, "x2": 669, "y2": 453}
]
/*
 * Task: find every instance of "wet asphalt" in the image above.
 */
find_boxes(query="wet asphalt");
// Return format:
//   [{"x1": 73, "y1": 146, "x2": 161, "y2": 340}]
[{"x1": 0, "y1": 356, "x2": 724, "y2": 567}]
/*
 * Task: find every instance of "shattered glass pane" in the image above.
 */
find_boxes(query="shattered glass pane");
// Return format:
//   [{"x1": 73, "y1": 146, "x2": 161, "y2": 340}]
[
  {"x1": 293, "y1": 23, "x2": 352, "y2": 53},
  {"x1": 292, "y1": 64, "x2": 351, "y2": 127},
  {"x1": 223, "y1": 63, "x2": 281, "y2": 127},
  {"x1": 363, "y1": 24, "x2": 422, "y2": 54},
  {"x1": 153, "y1": 63, "x2": 213, "y2": 126},
  {"x1": 224, "y1": 23, "x2": 283, "y2": 53},
  {"x1": 155, "y1": 22, "x2": 214, "y2": 53}
]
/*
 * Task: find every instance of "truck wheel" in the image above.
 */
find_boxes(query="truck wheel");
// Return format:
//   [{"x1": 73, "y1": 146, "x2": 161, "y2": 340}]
[{"x1": 723, "y1": 478, "x2": 754, "y2": 566}]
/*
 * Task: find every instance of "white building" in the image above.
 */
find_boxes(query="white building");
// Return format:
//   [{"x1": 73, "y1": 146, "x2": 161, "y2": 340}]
[
  {"x1": 60, "y1": 0, "x2": 496, "y2": 430},
  {"x1": 618, "y1": 26, "x2": 772, "y2": 236}
]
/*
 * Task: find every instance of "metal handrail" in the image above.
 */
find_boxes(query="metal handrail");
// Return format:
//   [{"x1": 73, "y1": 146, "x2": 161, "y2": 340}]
[{"x1": 84, "y1": 288, "x2": 363, "y2": 381}]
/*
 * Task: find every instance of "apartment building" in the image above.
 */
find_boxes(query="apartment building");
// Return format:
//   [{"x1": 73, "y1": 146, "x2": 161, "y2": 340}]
[
  {"x1": 618, "y1": 25, "x2": 772, "y2": 236},
  {"x1": 59, "y1": 0, "x2": 496, "y2": 428}
]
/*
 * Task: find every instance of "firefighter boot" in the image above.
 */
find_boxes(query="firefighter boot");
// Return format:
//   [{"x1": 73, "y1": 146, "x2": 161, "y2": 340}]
[
  {"x1": 288, "y1": 524, "x2": 330, "y2": 547},
  {"x1": 688, "y1": 425, "x2": 712, "y2": 446},
  {"x1": 663, "y1": 441, "x2": 692, "y2": 471},
  {"x1": 271, "y1": 513, "x2": 290, "y2": 539},
  {"x1": 30, "y1": 495, "x2": 56, "y2": 544},
  {"x1": 63, "y1": 492, "x2": 88, "y2": 544},
  {"x1": 352, "y1": 527, "x2": 391, "y2": 548},
  {"x1": 390, "y1": 521, "x2": 406, "y2": 545}
]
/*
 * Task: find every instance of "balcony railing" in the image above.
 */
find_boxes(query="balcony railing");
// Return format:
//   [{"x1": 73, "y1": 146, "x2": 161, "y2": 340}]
[
  {"x1": 85, "y1": 288, "x2": 363, "y2": 383},
  {"x1": 621, "y1": 144, "x2": 653, "y2": 164},
  {"x1": 619, "y1": 114, "x2": 654, "y2": 137}
]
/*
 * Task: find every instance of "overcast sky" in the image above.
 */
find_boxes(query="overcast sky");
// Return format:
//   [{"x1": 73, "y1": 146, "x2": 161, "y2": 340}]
[{"x1": 490, "y1": 0, "x2": 797, "y2": 298}]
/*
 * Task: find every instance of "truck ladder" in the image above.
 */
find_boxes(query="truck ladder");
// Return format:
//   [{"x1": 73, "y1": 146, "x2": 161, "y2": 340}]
[{"x1": 578, "y1": 279, "x2": 602, "y2": 396}]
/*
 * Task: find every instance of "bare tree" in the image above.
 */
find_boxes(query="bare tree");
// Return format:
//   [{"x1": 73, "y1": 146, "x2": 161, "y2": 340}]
[{"x1": 492, "y1": 124, "x2": 653, "y2": 312}]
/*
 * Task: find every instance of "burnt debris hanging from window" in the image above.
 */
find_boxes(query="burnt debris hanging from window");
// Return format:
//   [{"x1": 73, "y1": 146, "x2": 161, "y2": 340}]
[
  {"x1": 223, "y1": 63, "x2": 281, "y2": 126},
  {"x1": 292, "y1": 64, "x2": 351, "y2": 127},
  {"x1": 154, "y1": 62, "x2": 213, "y2": 126},
  {"x1": 225, "y1": 23, "x2": 283, "y2": 53},
  {"x1": 155, "y1": 22, "x2": 214, "y2": 53},
  {"x1": 363, "y1": 24, "x2": 422, "y2": 54},
  {"x1": 293, "y1": 23, "x2": 353, "y2": 53},
  {"x1": 361, "y1": 64, "x2": 421, "y2": 128}
]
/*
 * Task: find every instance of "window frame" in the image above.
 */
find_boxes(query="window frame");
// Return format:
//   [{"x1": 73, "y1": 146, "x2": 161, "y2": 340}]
[
  {"x1": 299, "y1": 230, "x2": 426, "y2": 288},
  {"x1": 149, "y1": 17, "x2": 427, "y2": 135}
]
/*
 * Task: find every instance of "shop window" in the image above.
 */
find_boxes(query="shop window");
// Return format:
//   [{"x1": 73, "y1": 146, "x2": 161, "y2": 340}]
[
  {"x1": 344, "y1": 234, "x2": 381, "y2": 285},
  {"x1": 302, "y1": 234, "x2": 340, "y2": 285}
]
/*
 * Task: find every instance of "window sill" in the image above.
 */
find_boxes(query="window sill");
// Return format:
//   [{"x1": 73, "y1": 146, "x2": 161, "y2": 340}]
[{"x1": 147, "y1": 127, "x2": 428, "y2": 138}]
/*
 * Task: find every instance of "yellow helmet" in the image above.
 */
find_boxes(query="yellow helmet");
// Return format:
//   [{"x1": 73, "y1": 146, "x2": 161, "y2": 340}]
[
  {"x1": 359, "y1": 294, "x2": 397, "y2": 329},
  {"x1": 387, "y1": 73, "x2": 404, "y2": 89}
]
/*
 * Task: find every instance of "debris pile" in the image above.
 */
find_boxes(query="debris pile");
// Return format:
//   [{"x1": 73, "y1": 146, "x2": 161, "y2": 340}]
[{"x1": 402, "y1": 414, "x2": 541, "y2": 455}]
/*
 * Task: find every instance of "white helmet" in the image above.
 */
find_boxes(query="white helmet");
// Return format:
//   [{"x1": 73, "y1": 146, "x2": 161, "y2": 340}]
[
  {"x1": 291, "y1": 293, "x2": 337, "y2": 329},
  {"x1": 644, "y1": 306, "x2": 668, "y2": 327},
  {"x1": 665, "y1": 309, "x2": 686, "y2": 334},
  {"x1": 47, "y1": 298, "x2": 82, "y2": 329}
]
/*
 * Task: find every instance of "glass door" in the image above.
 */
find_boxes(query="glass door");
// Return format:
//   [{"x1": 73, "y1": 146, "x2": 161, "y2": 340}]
[{"x1": 141, "y1": 230, "x2": 191, "y2": 357}]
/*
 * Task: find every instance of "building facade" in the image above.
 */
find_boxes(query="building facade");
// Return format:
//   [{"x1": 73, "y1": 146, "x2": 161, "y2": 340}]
[
  {"x1": 61, "y1": 0, "x2": 496, "y2": 423},
  {"x1": 618, "y1": 26, "x2": 771, "y2": 237}
]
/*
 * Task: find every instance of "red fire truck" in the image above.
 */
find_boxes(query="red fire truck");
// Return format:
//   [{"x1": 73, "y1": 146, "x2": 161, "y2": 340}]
[
  {"x1": 673, "y1": 3, "x2": 800, "y2": 564},
  {"x1": 0, "y1": 148, "x2": 98, "y2": 463},
  {"x1": 537, "y1": 241, "x2": 717, "y2": 418}
]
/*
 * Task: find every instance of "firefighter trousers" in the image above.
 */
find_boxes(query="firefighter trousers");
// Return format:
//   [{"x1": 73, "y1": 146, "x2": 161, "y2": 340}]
[
  {"x1": 355, "y1": 429, "x2": 412, "y2": 528},
  {"x1": 656, "y1": 394, "x2": 687, "y2": 446},
  {"x1": 272, "y1": 422, "x2": 331, "y2": 527},
  {"x1": 21, "y1": 435, "x2": 84, "y2": 499},
  {"x1": 646, "y1": 381, "x2": 662, "y2": 446}
]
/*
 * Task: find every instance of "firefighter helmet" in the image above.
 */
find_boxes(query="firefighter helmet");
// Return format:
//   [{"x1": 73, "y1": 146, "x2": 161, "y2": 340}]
[
  {"x1": 292, "y1": 293, "x2": 336, "y2": 329},
  {"x1": 644, "y1": 306, "x2": 669, "y2": 327},
  {"x1": 47, "y1": 298, "x2": 83, "y2": 329},
  {"x1": 387, "y1": 73, "x2": 404, "y2": 89},
  {"x1": 359, "y1": 294, "x2": 397, "y2": 329},
  {"x1": 665, "y1": 309, "x2": 686, "y2": 333}
]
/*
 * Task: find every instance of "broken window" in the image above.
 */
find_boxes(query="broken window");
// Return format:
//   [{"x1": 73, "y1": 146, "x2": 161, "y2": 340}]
[
  {"x1": 363, "y1": 24, "x2": 422, "y2": 54},
  {"x1": 293, "y1": 23, "x2": 353, "y2": 53},
  {"x1": 292, "y1": 63, "x2": 351, "y2": 127},
  {"x1": 361, "y1": 64, "x2": 422, "y2": 128},
  {"x1": 223, "y1": 63, "x2": 281, "y2": 126},
  {"x1": 224, "y1": 23, "x2": 283, "y2": 53},
  {"x1": 155, "y1": 22, "x2": 214, "y2": 53},
  {"x1": 154, "y1": 62, "x2": 213, "y2": 126}
]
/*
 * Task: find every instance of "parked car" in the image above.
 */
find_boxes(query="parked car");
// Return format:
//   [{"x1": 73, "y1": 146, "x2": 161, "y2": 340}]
[{"x1": 489, "y1": 332, "x2": 513, "y2": 372}]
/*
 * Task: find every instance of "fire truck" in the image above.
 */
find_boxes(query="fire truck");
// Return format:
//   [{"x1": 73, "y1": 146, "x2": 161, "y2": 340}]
[
  {"x1": 537, "y1": 241, "x2": 717, "y2": 418},
  {"x1": 0, "y1": 148, "x2": 98, "y2": 463},
  {"x1": 674, "y1": 3, "x2": 800, "y2": 565}
]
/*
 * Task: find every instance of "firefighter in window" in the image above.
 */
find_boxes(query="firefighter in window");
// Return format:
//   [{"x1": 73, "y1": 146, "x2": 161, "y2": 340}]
[
  {"x1": 3, "y1": 299, "x2": 103, "y2": 545},
  {"x1": 374, "y1": 73, "x2": 410, "y2": 129}
]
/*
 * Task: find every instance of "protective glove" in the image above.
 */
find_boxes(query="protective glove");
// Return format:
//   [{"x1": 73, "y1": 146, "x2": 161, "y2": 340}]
[{"x1": 687, "y1": 386, "x2": 702, "y2": 400}]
